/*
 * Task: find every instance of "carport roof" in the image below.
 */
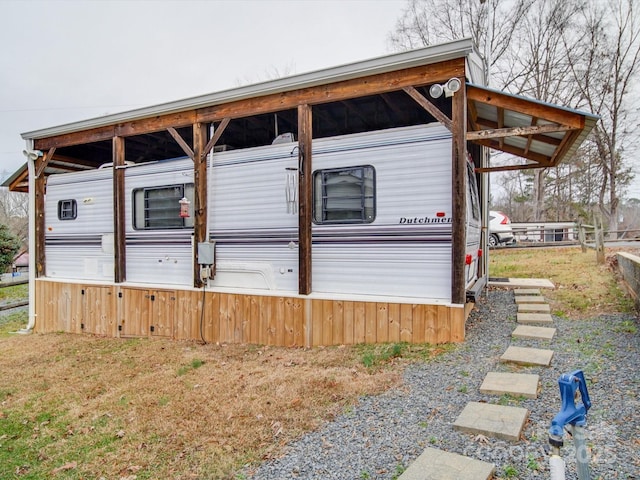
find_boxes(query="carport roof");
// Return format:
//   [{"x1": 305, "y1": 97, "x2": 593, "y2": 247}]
[
  {"x1": 466, "y1": 84, "x2": 599, "y2": 172},
  {"x1": 2, "y1": 39, "x2": 598, "y2": 191}
]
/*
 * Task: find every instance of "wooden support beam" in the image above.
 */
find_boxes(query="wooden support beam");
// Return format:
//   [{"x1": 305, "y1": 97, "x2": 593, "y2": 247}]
[
  {"x1": 199, "y1": 60, "x2": 465, "y2": 122},
  {"x1": 451, "y1": 81, "x2": 467, "y2": 305},
  {"x1": 193, "y1": 122, "x2": 208, "y2": 288},
  {"x1": 403, "y1": 86, "x2": 453, "y2": 131},
  {"x1": 298, "y1": 104, "x2": 313, "y2": 295},
  {"x1": 35, "y1": 172, "x2": 45, "y2": 278},
  {"x1": 167, "y1": 127, "x2": 195, "y2": 161},
  {"x1": 116, "y1": 111, "x2": 196, "y2": 137},
  {"x1": 524, "y1": 116, "x2": 537, "y2": 155},
  {"x1": 34, "y1": 125, "x2": 115, "y2": 150},
  {"x1": 202, "y1": 118, "x2": 231, "y2": 160},
  {"x1": 466, "y1": 85, "x2": 585, "y2": 129},
  {"x1": 35, "y1": 148, "x2": 56, "y2": 178},
  {"x1": 466, "y1": 123, "x2": 575, "y2": 141},
  {"x1": 497, "y1": 107, "x2": 505, "y2": 149},
  {"x1": 473, "y1": 138, "x2": 551, "y2": 164},
  {"x1": 549, "y1": 128, "x2": 583, "y2": 166},
  {"x1": 32, "y1": 60, "x2": 465, "y2": 152},
  {"x1": 475, "y1": 163, "x2": 544, "y2": 173},
  {"x1": 113, "y1": 136, "x2": 126, "y2": 283}
]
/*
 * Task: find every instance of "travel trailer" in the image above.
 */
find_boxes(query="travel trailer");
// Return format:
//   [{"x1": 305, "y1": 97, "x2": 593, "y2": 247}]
[
  {"x1": 44, "y1": 124, "x2": 481, "y2": 297},
  {"x1": 5, "y1": 38, "x2": 597, "y2": 345}
]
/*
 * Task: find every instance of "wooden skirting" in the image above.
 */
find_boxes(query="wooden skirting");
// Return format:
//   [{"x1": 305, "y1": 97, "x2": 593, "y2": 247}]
[{"x1": 34, "y1": 279, "x2": 466, "y2": 346}]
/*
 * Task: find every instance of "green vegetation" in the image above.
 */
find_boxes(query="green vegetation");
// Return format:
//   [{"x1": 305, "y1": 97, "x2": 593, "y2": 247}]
[
  {"x1": 496, "y1": 393, "x2": 526, "y2": 406},
  {"x1": 0, "y1": 309, "x2": 27, "y2": 334},
  {"x1": 391, "y1": 463, "x2": 406, "y2": 479},
  {"x1": 0, "y1": 224, "x2": 21, "y2": 274},
  {"x1": 527, "y1": 453, "x2": 540, "y2": 471},
  {"x1": 177, "y1": 358, "x2": 205, "y2": 376},
  {"x1": 355, "y1": 342, "x2": 454, "y2": 369},
  {"x1": 503, "y1": 464, "x2": 519, "y2": 477},
  {"x1": 0, "y1": 283, "x2": 28, "y2": 303}
]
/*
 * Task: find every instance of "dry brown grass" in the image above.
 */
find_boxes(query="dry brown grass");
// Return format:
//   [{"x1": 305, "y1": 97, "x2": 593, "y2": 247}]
[
  {"x1": 2, "y1": 246, "x2": 632, "y2": 478},
  {"x1": 489, "y1": 246, "x2": 634, "y2": 318},
  {"x1": 0, "y1": 326, "x2": 430, "y2": 479}
]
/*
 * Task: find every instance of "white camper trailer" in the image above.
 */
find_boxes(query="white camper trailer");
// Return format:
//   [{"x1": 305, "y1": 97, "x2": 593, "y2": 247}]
[
  {"x1": 44, "y1": 124, "x2": 482, "y2": 301},
  {"x1": 8, "y1": 39, "x2": 597, "y2": 345}
]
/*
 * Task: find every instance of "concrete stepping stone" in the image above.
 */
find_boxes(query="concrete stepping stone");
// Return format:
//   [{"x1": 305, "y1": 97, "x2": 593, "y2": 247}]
[
  {"x1": 517, "y1": 312, "x2": 553, "y2": 325},
  {"x1": 512, "y1": 325, "x2": 556, "y2": 340},
  {"x1": 514, "y1": 295, "x2": 546, "y2": 304},
  {"x1": 489, "y1": 278, "x2": 555, "y2": 289},
  {"x1": 500, "y1": 345, "x2": 553, "y2": 366},
  {"x1": 453, "y1": 401, "x2": 529, "y2": 442},
  {"x1": 398, "y1": 447, "x2": 495, "y2": 480},
  {"x1": 518, "y1": 303, "x2": 550, "y2": 313},
  {"x1": 513, "y1": 288, "x2": 541, "y2": 296},
  {"x1": 480, "y1": 371, "x2": 539, "y2": 399}
]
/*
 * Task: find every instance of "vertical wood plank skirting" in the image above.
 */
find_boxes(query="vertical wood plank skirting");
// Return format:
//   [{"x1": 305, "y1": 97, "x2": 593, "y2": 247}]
[{"x1": 34, "y1": 280, "x2": 467, "y2": 345}]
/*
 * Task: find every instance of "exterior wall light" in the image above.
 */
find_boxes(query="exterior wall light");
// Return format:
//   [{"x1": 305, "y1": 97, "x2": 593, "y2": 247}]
[{"x1": 429, "y1": 78, "x2": 462, "y2": 98}]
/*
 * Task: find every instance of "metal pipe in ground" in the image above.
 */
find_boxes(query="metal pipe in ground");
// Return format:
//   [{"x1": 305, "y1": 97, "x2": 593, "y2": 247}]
[{"x1": 570, "y1": 425, "x2": 591, "y2": 480}]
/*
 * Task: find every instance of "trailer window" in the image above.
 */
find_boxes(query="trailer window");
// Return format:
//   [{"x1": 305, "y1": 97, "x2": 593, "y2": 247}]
[
  {"x1": 133, "y1": 184, "x2": 194, "y2": 229},
  {"x1": 313, "y1": 165, "x2": 375, "y2": 224},
  {"x1": 58, "y1": 199, "x2": 77, "y2": 220}
]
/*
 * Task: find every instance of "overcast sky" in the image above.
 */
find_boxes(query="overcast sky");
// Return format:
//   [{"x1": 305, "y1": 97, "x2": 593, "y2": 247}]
[{"x1": 0, "y1": 0, "x2": 406, "y2": 178}]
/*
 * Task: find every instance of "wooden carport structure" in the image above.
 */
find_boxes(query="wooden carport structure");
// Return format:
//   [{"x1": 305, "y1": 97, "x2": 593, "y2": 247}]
[{"x1": 5, "y1": 38, "x2": 597, "y2": 345}]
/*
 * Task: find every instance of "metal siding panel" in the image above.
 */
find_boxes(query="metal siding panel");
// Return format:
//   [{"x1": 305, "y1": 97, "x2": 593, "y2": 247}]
[
  {"x1": 45, "y1": 175, "x2": 113, "y2": 235},
  {"x1": 46, "y1": 246, "x2": 114, "y2": 281},
  {"x1": 45, "y1": 171, "x2": 114, "y2": 281},
  {"x1": 311, "y1": 124, "x2": 453, "y2": 301},
  {"x1": 207, "y1": 143, "x2": 299, "y2": 290}
]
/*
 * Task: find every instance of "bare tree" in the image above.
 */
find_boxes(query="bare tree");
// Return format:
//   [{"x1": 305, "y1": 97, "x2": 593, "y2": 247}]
[
  {"x1": 0, "y1": 188, "x2": 28, "y2": 247},
  {"x1": 389, "y1": 0, "x2": 638, "y2": 227},
  {"x1": 389, "y1": 0, "x2": 536, "y2": 86},
  {"x1": 562, "y1": 0, "x2": 640, "y2": 235}
]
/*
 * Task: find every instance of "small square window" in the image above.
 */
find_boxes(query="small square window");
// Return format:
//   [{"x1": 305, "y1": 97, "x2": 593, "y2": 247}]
[
  {"x1": 313, "y1": 165, "x2": 376, "y2": 224},
  {"x1": 58, "y1": 199, "x2": 77, "y2": 220}
]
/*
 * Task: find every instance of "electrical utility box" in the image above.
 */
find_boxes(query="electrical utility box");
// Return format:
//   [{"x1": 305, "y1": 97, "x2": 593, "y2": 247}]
[{"x1": 197, "y1": 242, "x2": 216, "y2": 265}]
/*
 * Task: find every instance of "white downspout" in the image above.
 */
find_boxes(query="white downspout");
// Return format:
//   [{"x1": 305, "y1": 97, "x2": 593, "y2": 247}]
[{"x1": 19, "y1": 141, "x2": 38, "y2": 333}]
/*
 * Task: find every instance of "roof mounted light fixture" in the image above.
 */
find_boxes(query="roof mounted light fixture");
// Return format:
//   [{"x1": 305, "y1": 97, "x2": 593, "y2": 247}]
[{"x1": 429, "y1": 78, "x2": 462, "y2": 99}]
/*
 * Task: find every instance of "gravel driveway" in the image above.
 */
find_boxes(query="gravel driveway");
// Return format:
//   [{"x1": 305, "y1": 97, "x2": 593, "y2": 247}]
[{"x1": 248, "y1": 288, "x2": 640, "y2": 479}]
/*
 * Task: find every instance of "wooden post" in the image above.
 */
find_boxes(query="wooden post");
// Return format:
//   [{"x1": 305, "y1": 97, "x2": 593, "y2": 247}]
[
  {"x1": 33, "y1": 148, "x2": 56, "y2": 278},
  {"x1": 113, "y1": 136, "x2": 126, "y2": 283},
  {"x1": 451, "y1": 80, "x2": 467, "y2": 305},
  {"x1": 595, "y1": 216, "x2": 605, "y2": 265},
  {"x1": 193, "y1": 122, "x2": 208, "y2": 288},
  {"x1": 578, "y1": 221, "x2": 587, "y2": 253},
  {"x1": 34, "y1": 171, "x2": 46, "y2": 278},
  {"x1": 298, "y1": 104, "x2": 313, "y2": 295}
]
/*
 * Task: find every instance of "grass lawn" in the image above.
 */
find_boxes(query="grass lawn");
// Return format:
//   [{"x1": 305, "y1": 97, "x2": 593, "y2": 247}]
[
  {"x1": 0, "y1": 283, "x2": 28, "y2": 304},
  {"x1": 489, "y1": 246, "x2": 635, "y2": 318},
  {"x1": 0, "y1": 246, "x2": 633, "y2": 479}
]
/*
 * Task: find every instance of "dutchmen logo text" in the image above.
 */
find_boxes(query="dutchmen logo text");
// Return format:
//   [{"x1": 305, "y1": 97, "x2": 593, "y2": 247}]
[{"x1": 399, "y1": 216, "x2": 452, "y2": 224}]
